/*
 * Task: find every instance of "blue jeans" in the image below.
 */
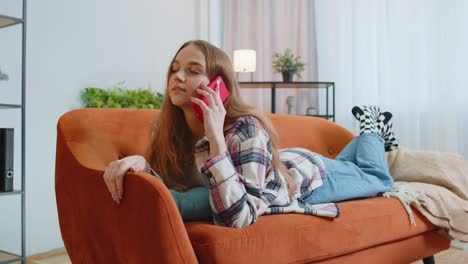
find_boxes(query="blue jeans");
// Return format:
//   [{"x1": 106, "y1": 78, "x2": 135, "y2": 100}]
[{"x1": 304, "y1": 133, "x2": 394, "y2": 204}]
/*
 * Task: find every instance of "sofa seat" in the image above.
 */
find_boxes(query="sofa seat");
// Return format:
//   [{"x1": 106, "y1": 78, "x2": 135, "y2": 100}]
[{"x1": 186, "y1": 197, "x2": 438, "y2": 264}]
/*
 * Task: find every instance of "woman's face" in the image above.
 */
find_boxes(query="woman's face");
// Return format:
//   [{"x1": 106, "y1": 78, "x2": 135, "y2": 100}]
[{"x1": 168, "y1": 44, "x2": 210, "y2": 109}]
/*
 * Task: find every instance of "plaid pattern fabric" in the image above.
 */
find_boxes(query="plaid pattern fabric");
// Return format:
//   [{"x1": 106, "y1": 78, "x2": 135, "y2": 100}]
[{"x1": 194, "y1": 116, "x2": 339, "y2": 228}]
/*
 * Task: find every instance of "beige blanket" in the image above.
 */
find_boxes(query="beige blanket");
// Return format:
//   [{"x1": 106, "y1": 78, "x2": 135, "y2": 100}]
[{"x1": 384, "y1": 147, "x2": 468, "y2": 242}]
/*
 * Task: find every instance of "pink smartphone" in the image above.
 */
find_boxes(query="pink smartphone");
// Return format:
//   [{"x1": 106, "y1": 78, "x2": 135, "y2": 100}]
[{"x1": 192, "y1": 75, "x2": 229, "y2": 123}]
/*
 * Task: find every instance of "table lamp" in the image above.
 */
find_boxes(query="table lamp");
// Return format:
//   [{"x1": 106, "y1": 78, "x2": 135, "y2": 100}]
[{"x1": 233, "y1": 49, "x2": 256, "y2": 81}]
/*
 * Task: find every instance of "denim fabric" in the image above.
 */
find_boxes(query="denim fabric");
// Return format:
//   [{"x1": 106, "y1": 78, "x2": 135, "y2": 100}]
[{"x1": 304, "y1": 133, "x2": 394, "y2": 204}]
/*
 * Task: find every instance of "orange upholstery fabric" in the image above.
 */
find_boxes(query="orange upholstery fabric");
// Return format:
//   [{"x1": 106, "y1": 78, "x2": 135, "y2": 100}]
[
  {"x1": 55, "y1": 108, "x2": 450, "y2": 264},
  {"x1": 56, "y1": 109, "x2": 197, "y2": 263},
  {"x1": 187, "y1": 198, "x2": 440, "y2": 264},
  {"x1": 316, "y1": 231, "x2": 449, "y2": 264}
]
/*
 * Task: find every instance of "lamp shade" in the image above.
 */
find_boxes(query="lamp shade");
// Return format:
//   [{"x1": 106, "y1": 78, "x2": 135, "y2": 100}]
[{"x1": 233, "y1": 49, "x2": 256, "y2": 72}]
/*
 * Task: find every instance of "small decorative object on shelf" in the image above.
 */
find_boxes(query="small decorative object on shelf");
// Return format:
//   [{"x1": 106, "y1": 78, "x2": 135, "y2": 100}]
[
  {"x1": 272, "y1": 48, "x2": 305, "y2": 82},
  {"x1": 306, "y1": 107, "x2": 317, "y2": 116},
  {"x1": 0, "y1": 68, "x2": 9, "y2": 81},
  {"x1": 286, "y1": 96, "x2": 296, "y2": 114},
  {"x1": 0, "y1": 128, "x2": 14, "y2": 192}
]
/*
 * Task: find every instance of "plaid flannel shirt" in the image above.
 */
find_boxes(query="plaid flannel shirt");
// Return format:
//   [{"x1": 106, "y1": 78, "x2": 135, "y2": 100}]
[{"x1": 194, "y1": 116, "x2": 339, "y2": 228}]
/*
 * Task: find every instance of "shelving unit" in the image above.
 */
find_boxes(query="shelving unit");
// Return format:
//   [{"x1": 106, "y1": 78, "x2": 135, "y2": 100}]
[
  {"x1": 0, "y1": 1, "x2": 27, "y2": 263},
  {"x1": 239, "y1": 82, "x2": 335, "y2": 121}
]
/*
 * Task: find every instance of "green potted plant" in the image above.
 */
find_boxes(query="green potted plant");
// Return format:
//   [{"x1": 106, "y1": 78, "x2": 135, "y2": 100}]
[
  {"x1": 272, "y1": 49, "x2": 305, "y2": 82},
  {"x1": 80, "y1": 81, "x2": 164, "y2": 109}
]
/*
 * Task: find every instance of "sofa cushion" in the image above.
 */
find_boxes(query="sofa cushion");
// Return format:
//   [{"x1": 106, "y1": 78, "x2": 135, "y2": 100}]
[{"x1": 186, "y1": 197, "x2": 435, "y2": 264}]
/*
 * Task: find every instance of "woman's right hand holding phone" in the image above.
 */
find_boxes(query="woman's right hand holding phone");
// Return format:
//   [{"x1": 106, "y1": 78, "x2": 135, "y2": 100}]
[
  {"x1": 191, "y1": 82, "x2": 227, "y2": 157},
  {"x1": 103, "y1": 155, "x2": 147, "y2": 204}
]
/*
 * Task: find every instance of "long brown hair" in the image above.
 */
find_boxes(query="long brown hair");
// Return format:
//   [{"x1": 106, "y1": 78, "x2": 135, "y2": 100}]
[{"x1": 147, "y1": 40, "x2": 294, "y2": 192}]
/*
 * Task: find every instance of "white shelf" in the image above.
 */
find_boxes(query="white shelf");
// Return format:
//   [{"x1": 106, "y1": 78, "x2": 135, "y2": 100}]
[{"x1": 0, "y1": 1, "x2": 26, "y2": 263}]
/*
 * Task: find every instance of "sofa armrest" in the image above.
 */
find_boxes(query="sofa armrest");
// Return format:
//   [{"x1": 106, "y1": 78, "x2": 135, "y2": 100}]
[{"x1": 55, "y1": 130, "x2": 198, "y2": 263}]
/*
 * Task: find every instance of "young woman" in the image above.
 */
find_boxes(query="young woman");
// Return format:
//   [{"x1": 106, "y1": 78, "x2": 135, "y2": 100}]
[{"x1": 103, "y1": 40, "x2": 396, "y2": 228}]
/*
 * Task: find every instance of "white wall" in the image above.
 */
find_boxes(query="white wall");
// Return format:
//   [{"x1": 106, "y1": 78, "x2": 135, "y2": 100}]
[{"x1": 0, "y1": 0, "x2": 211, "y2": 256}]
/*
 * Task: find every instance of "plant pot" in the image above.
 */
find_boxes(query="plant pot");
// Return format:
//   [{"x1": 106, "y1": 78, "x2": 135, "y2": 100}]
[{"x1": 281, "y1": 71, "x2": 294, "y2": 82}]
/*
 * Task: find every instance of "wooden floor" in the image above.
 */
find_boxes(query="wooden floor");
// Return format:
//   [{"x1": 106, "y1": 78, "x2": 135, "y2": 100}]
[{"x1": 1, "y1": 245, "x2": 467, "y2": 263}]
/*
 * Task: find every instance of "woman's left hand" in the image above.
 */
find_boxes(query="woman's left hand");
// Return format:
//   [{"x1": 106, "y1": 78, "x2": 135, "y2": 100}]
[{"x1": 191, "y1": 82, "x2": 227, "y2": 157}]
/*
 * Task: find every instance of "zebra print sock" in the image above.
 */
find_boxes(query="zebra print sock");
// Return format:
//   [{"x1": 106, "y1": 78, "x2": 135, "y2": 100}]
[
  {"x1": 378, "y1": 111, "x2": 399, "y2": 152},
  {"x1": 375, "y1": 111, "x2": 393, "y2": 135},
  {"x1": 351, "y1": 105, "x2": 381, "y2": 134}
]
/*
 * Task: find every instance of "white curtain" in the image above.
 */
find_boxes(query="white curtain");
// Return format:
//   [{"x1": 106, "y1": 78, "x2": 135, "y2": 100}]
[
  {"x1": 223, "y1": 0, "x2": 319, "y2": 115},
  {"x1": 315, "y1": 0, "x2": 468, "y2": 158}
]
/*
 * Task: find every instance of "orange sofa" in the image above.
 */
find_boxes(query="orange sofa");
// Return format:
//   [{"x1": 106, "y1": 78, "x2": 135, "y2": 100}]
[{"x1": 55, "y1": 108, "x2": 450, "y2": 264}]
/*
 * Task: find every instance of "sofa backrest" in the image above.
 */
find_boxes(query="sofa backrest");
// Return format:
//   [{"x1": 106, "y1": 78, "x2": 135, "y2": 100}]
[
  {"x1": 266, "y1": 113, "x2": 354, "y2": 158},
  {"x1": 57, "y1": 108, "x2": 354, "y2": 169}
]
